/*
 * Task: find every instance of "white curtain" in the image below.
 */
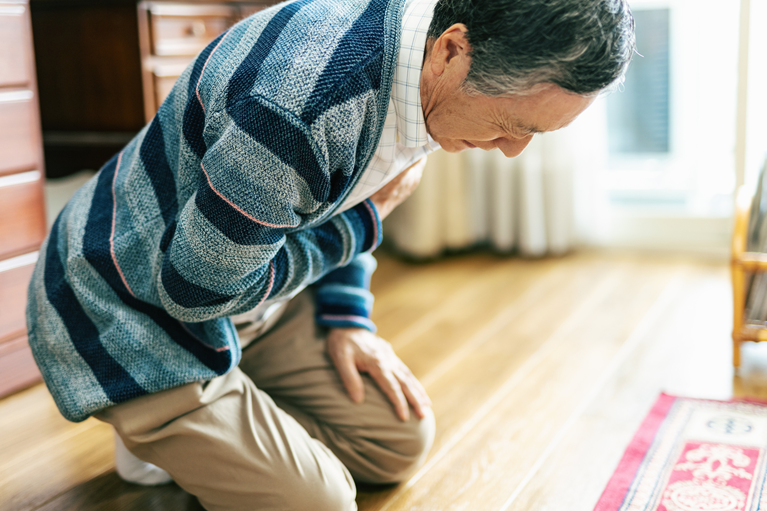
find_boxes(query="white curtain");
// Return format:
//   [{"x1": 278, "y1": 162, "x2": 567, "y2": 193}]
[{"x1": 383, "y1": 109, "x2": 606, "y2": 258}]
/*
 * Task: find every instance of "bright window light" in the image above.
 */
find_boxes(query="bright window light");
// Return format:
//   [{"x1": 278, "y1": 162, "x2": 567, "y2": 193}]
[{"x1": 604, "y1": 0, "x2": 739, "y2": 216}]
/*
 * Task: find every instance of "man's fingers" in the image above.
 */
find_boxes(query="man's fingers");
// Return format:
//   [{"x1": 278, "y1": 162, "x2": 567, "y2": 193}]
[
  {"x1": 399, "y1": 375, "x2": 428, "y2": 419},
  {"x1": 327, "y1": 329, "x2": 430, "y2": 422},
  {"x1": 397, "y1": 363, "x2": 431, "y2": 408},
  {"x1": 396, "y1": 366, "x2": 432, "y2": 419},
  {"x1": 332, "y1": 349, "x2": 365, "y2": 403},
  {"x1": 409, "y1": 371, "x2": 432, "y2": 408},
  {"x1": 372, "y1": 368, "x2": 410, "y2": 421}
]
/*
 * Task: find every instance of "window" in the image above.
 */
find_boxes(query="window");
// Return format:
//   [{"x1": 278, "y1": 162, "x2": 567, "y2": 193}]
[
  {"x1": 604, "y1": 0, "x2": 740, "y2": 216},
  {"x1": 607, "y1": 8, "x2": 670, "y2": 155}
]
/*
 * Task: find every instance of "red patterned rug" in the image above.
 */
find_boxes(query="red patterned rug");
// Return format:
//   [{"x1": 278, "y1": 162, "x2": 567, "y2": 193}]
[{"x1": 595, "y1": 394, "x2": 767, "y2": 511}]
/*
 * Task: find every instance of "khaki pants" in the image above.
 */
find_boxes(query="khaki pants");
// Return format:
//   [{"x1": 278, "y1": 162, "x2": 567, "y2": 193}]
[{"x1": 96, "y1": 291, "x2": 435, "y2": 511}]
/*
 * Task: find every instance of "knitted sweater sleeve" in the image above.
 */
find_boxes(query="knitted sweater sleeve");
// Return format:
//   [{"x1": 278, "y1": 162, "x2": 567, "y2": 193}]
[
  {"x1": 156, "y1": 97, "x2": 382, "y2": 322},
  {"x1": 313, "y1": 253, "x2": 378, "y2": 332}
]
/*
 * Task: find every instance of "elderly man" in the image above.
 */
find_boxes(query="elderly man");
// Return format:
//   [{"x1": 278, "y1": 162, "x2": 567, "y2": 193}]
[{"x1": 27, "y1": 0, "x2": 634, "y2": 509}]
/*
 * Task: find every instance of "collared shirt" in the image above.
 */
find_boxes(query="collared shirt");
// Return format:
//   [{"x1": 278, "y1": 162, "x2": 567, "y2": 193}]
[
  {"x1": 233, "y1": 0, "x2": 439, "y2": 341},
  {"x1": 338, "y1": 0, "x2": 440, "y2": 212}
]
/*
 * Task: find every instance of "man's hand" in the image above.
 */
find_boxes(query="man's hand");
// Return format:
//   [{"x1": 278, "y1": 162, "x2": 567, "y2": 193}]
[
  {"x1": 369, "y1": 157, "x2": 426, "y2": 220},
  {"x1": 327, "y1": 327, "x2": 432, "y2": 421}
]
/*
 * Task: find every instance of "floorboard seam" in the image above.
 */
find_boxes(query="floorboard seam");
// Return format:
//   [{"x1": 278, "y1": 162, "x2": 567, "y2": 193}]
[
  {"x1": 497, "y1": 272, "x2": 685, "y2": 511},
  {"x1": 379, "y1": 266, "x2": 628, "y2": 511}
]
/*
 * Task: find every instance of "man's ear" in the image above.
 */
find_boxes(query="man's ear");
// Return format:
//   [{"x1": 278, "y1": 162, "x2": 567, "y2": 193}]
[{"x1": 428, "y1": 23, "x2": 471, "y2": 78}]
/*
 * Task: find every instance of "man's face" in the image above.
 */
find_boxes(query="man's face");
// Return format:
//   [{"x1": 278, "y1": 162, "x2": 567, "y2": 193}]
[{"x1": 420, "y1": 26, "x2": 595, "y2": 157}]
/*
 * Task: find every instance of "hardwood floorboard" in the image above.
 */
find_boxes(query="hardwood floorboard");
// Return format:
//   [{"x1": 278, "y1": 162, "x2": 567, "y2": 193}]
[
  {"x1": 504, "y1": 264, "x2": 732, "y2": 511},
  {"x1": 0, "y1": 251, "x2": 742, "y2": 511},
  {"x1": 35, "y1": 473, "x2": 203, "y2": 511},
  {"x1": 1, "y1": 418, "x2": 112, "y2": 511},
  {"x1": 359, "y1": 259, "x2": 681, "y2": 510},
  {"x1": 0, "y1": 385, "x2": 113, "y2": 511},
  {"x1": 371, "y1": 254, "x2": 494, "y2": 343}
]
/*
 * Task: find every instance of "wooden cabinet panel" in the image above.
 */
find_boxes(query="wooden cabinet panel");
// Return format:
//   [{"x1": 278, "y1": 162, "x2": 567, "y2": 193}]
[
  {"x1": 149, "y1": 3, "x2": 234, "y2": 56},
  {"x1": 237, "y1": 3, "x2": 270, "y2": 21},
  {"x1": 0, "y1": 173, "x2": 46, "y2": 260},
  {"x1": 31, "y1": 2, "x2": 145, "y2": 134},
  {"x1": 0, "y1": 94, "x2": 40, "y2": 176},
  {"x1": 0, "y1": 257, "x2": 36, "y2": 344},
  {"x1": 0, "y1": 0, "x2": 45, "y2": 399},
  {"x1": 32, "y1": 1, "x2": 279, "y2": 175},
  {"x1": 0, "y1": 4, "x2": 31, "y2": 88},
  {"x1": 151, "y1": 61, "x2": 187, "y2": 108},
  {"x1": 154, "y1": 73, "x2": 180, "y2": 108},
  {"x1": 0, "y1": 336, "x2": 41, "y2": 398}
]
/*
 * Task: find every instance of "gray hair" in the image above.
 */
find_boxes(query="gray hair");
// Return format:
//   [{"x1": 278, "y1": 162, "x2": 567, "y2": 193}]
[{"x1": 426, "y1": 0, "x2": 636, "y2": 97}]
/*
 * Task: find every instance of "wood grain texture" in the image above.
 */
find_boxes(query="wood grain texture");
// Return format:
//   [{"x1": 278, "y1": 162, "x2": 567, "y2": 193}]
[
  {"x1": 0, "y1": 336, "x2": 41, "y2": 398},
  {"x1": 36, "y1": 473, "x2": 204, "y2": 511},
  {"x1": 381, "y1": 271, "x2": 677, "y2": 510},
  {"x1": 0, "y1": 384, "x2": 113, "y2": 511},
  {"x1": 34, "y1": 0, "x2": 280, "y2": 176},
  {"x1": 505, "y1": 264, "x2": 734, "y2": 511},
  {"x1": 0, "y1": 0, "x2": 44, "y2": 178},
  {"x1": 31, "y1": 2, "x2": 145, "y2": 133},
  {"x1": 0, "y1": 177, "x2": 46, "y2": 260},
  {"x1": 0, "y1": 6, "x2": 31, "y2": 88},
  {"x1": 0, "y1": 251, "x2": 743, "y2": 511},
  {"x1": 0, "y1": 97, "x2": 40, "y2": 176},
  {"x1": 149, "y1": 4, "x2": 234, "y2": 56},
  {"x1": 236, "y1": 2, "x2": 270, "y2": 20},
  {"x1": 0, "y1": 260, "x2": 36, "y2": 343}
]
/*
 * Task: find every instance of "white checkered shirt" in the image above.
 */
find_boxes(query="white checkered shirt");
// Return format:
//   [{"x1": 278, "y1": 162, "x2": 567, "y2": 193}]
[{"x1": 338, "y1": 0, "x2": 440, "y2": 212}]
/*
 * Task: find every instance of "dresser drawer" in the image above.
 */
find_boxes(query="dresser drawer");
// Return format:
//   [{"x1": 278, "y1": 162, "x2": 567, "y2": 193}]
[
  {"x1": 237, "y1": 3, "x2": 270, "y2": 22},
  {"x1": 0, "y1": 253, "x2": 37, "y2": 344},
  {"x1": 149, "y1": 3, "x2": 234, "y2": 56},
  {"x1": 0, "y1": 3, "x2": 31, "y2": 88},
  {"x1": 152, "y1": 62, "x2": 187, "y2": 109},
  {"x1": 0, "y1": 335, "x2": 41, "y2": 398},
  {"x1": 0, "y1": 171, "x2": 46, "y2": 260},
  {"x1": 0, "y1": 92, "x2": 40, "y2": 176}
]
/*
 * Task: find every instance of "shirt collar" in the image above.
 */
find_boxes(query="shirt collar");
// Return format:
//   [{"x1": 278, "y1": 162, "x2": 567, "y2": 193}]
[{"x1": 392, "y1": 0, "x2": 437, "y2": 148}]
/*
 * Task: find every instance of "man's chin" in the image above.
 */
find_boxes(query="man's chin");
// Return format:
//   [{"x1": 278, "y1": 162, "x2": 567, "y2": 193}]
[{"x1": 439, "y1": 140, "x2": 473, "y2": 153}]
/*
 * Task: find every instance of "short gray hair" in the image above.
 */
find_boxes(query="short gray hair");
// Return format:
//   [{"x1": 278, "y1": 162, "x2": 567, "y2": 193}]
[{"x1": 426, "y1": 0, "x2": 636, "y2": 97}]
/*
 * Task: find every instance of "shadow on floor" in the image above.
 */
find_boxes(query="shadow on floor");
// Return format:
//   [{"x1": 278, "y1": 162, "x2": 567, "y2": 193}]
[{"x1": 35, "y1": 472, "x2": 203, "y2": 511}]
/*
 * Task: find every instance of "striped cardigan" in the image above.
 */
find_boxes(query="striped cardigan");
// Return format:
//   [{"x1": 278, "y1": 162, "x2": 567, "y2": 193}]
[{"x1": 27, "y1": 0, "x2": 405, "y2": 422}]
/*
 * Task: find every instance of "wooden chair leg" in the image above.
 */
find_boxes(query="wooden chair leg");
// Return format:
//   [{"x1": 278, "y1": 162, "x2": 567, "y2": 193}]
[{"x1": 731, "y1": 261, "x2": 745, "y2": 370}]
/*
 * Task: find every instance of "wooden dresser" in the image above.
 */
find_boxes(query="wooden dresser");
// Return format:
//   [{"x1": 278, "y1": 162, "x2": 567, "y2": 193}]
[
  {"x1": 0, "y1": 0, "x2": 46, "y2": 398},
  {"x1": 0, "y1": 0, "x2": 277, "y2": 398},
  {"x1": 31, "y1": 0, "x2": 276, "y2": 178}
]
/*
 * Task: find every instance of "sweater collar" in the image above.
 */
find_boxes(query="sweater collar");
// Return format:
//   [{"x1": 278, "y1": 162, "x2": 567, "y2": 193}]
[{"x1": 392, "y1": 0, "x2": 437, "y2": 148}]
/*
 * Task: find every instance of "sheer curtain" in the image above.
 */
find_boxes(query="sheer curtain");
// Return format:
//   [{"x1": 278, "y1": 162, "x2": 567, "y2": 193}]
[{"x1": 383, "y1": 104, "x2": 607, "y2": 258}]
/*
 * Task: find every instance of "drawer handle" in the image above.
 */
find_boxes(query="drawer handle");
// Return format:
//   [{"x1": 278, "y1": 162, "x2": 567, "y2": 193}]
[
  {"x1": 0, "y1": 6, "x2": 25, "y2": 15},
  {"x1": 0, "y1": 251, "x2": 39, "y2": 274},
  {"x1": 0, "y1": 170, "x2": 40, "y2": 189},
  {"x1": 0, "y1": 90, "x2": 33, "y2": 104},
  {"x1": 189, "y1": 21, "x2": 207, "y2": 37}
]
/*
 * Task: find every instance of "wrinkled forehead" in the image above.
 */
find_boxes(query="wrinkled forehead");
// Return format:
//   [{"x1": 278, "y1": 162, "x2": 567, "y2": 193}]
[{"x1": 501, "y1": 85, "x2": 595, "y2": 134}]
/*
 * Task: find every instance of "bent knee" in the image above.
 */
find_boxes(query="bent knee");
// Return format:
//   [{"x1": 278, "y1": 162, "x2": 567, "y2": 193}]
[
  {"x1": 209, "y1": 461, "x2": 356, "y2": 511},
  {"x1": 360, "y1": 408, "x2": 436, "y2": 484},
  {"x1": 280, "y1": 475, "x2": 356, "y2": 511}
]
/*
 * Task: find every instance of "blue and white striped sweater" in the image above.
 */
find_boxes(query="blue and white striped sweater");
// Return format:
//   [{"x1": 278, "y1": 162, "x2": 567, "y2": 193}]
[{"x1": 27, "y1": 0, "x2": 406, "y2": 422}]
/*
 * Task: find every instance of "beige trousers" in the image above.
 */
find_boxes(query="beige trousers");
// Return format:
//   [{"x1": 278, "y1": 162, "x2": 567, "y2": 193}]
[{"x1": 96, "y1": 291, "x2": 435, "y2": 511}]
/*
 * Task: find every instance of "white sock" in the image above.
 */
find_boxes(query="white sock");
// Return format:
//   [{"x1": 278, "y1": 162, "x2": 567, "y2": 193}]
[{"x1": 114, "y1": 430, "x2": 173, "y2": 486}]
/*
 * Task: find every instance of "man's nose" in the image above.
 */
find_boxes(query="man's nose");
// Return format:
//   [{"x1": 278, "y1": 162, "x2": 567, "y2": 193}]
[{"x1": 499, "y1": 135, "x2": 533, "y2": 158}]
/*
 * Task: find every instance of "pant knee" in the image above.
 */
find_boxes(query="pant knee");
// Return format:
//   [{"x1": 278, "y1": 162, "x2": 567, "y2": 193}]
[
  {"x1": 391, "y1": 408, "x2": 435, "y2": 481},
  {"x1": 281, "y1": 475, "x2": 356, "y2": 511},
  {"x1": 362, "y1": 408, "x2": 436, "y2": 484},
  {"x1": 200, "y1": 461, "x2": 356, "y2": 511}
]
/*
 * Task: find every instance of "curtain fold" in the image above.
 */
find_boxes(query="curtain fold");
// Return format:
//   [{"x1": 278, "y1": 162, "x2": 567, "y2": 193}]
[{"x1": 384, "y1": 130, "x2": 579, "y2": 258}]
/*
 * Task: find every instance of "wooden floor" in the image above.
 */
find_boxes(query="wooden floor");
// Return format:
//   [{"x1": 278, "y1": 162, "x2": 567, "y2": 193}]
[{"x1": 3, "y1": 249, "x2": 766, "y2": 511}]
